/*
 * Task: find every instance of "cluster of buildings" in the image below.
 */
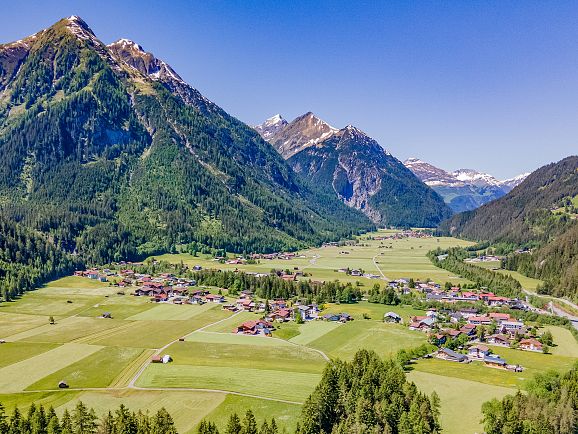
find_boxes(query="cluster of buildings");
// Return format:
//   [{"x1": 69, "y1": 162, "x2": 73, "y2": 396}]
[{"x1": 423, "y1": 287, "x2": 526, "y2": 309}]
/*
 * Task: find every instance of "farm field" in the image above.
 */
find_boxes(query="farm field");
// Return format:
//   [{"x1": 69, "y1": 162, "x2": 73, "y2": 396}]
[
  {"x1": 154, "y1": 229, "x2": 474, "y2": 288},
  {"x1": 0, "y1": 230, "x2": 576, "y2": 433}
]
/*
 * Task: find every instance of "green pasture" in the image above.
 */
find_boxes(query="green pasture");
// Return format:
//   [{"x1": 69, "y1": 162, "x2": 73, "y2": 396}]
[
  {"x1": 56, "y1": 390, "x2": 226, "y2": 434},
  {"x1": 409, "y1": 370, "x2": 514, "y2": 434},
  {"x1": 186, "y1": 331, "x2": 293, "y2": 347},
  {"x1": 136, "y1": 364, "x2": 318, "y2": 402},
  {"x1": 162, "y1": 340, "x2": 326, "y2": 373},
  {"x1": 0, "y1": 312, "x2": 52, "y2": 339},
  {"x1": 308, "y1": 320, "x2": 428, "y2": 360},
  {"x1": 126, "y1": 302, "x2": 215, "y2": 321},
  {"x1": 27, "y1": 346, "x2": 146, "y2": 390},
  {"x1": 0, "y1": 342, "x2": 60, "y2": 368},
  {"x1": 0, "y1": 343, "x2": 102, "y2": 392}
]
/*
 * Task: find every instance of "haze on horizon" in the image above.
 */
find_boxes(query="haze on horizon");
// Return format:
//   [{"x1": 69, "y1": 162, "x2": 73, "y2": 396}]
[{"x1": 2, "y1": 0, "x2": 577, "y2": 178}]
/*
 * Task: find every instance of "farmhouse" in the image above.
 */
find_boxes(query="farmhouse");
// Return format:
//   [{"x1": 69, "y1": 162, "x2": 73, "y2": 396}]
[
  {"x1": 468, "y1": 316, "x2": 492, "y2": 326},
  {"x1": 484, "y1": 355, "x2": 507, "y2": 369},
  {"x1": 468, "y1": 344, "x2": 490, "y2": 360},
  {"x1": 205, "y1": 294, "x2": 225, "y2": 303},
  {"x1": 234, "y1": 319, "x2": 274, "y2": 336},
  {"x1": 436, "y1": 348, "x2": 468, "y2": 363},
  {"x1": 519, "y1": 338, "x2": 543, "y2": 352},
  {"x1": 486, "y1": 334, "x2": 511, "y2": 347},
  {"x1": 323, "y1": 313, "x2": 352, "y2": 322}
]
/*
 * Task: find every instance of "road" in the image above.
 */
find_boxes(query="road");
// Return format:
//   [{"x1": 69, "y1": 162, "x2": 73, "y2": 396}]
[{"x1": 521, "y1": 287, "x2": 578, "y2": 330}]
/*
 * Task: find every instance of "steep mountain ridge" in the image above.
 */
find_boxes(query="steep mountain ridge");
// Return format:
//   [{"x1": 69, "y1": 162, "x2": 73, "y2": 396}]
[
  {"x1": 257, "y1": 114, "x2": 452, "y2": 227},
  {"x1": 0, "y1": 16, "x2": 373, "y2": 277},
  {"x1": 404, "y1": 157, "x2": 529, "y2": 212}
]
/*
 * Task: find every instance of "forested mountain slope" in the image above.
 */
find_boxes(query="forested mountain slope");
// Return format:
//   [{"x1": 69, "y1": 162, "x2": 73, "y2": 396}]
[
  {"x1": 0, "y1": 17, "x2": 373, "y2": 298},
  {"x1": 442, "y1": 156, "x2": 578, "y2": 300},
  {"x1": 257, "y1": 113, "x2": 452, "y2": 227},
  {"x1": 441, "y1": 156, "x2": 578, "y2": 244}
]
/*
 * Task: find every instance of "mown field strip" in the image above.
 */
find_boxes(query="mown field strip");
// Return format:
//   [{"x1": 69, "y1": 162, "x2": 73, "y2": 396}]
[
  {"x1": 6, "y1": 316, "x2": 88, "y2": 342},
  {"x1": 135, "y1": 364, "x2": 320, "y2": 402},
  {"x1": 408, "y1": 370, "x2": 514, "y2": 434},
  {"x1": 0, "y1": 343, "x2": 102, "y2": 392}
]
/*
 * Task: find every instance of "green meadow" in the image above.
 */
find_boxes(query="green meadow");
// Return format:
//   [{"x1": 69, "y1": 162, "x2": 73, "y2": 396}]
[{"x1": 0, "y1": 230, "x2": 576, "y2": 434}]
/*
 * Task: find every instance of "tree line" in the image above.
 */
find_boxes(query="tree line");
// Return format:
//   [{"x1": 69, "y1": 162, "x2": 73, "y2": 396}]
[
  {"x1": 428, "y1": 247, "x2": 522, "y2": 297},
  {"x1": 482, "y1": 362, "x2": 578, "y2": 433}
]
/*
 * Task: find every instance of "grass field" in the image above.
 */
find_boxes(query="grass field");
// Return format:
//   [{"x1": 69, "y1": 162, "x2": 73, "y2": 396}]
[
  {"x1": 27, "y1": 347, "x2": 146, "y2": 390},
  {"x1": 1, "y1": 230, "x2": 576, "y2": 433},
  {"x1": 409, "y1": 370, "x2": 513, "y2": 434},
  {"x1": 154, "y1": 230, "x2": 474, "y2": 287},
  {"x1": 0, "y1": 342, "x2": 60, "y2": 368},
  {"x1": 308, "y1": 319, "x2": 428, "y2": 360}
]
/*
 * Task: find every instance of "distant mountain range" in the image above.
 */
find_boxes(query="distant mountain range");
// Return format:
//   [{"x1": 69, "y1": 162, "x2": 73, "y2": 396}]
[
  {"x1": 403, "y1": 158, "x2": 529, "y2": 212},
  {"x1": 256, "y1": 114, "x2": 452, "y2": 227}
]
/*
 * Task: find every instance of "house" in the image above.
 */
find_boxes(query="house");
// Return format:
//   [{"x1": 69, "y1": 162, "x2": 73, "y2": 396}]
[
  {"x1": 468, "y1": 344, "x2": 490, "y2": 360},
  {"x1": 519, "y1": 338, "x2": 543, "y2": 352},
  {"x1": 267, "y1": 308, "x2": 292, "y2": 322},
  {"x1": 383, "y1": 312, "x2": 402, "y2": 323},
  {"x1": 446, "y1": 329, "x2": 463, "y2": 339},
  {"x1": 501, "y1": 321, "x2": 524, "y2": 332},
  {"x1": 205, "y1": 294, "x2": 225, "y2": 303},
  {"x1": 431, "y1": 333, "x2": 447, "y2": 345},
  {"x1": 487, "y1": 334, "x2": 511, "y2": 347},
  {"x1": 296, "y1": 304, "x2": 320, "y2": 321},
  {"x1": 409, "y1": 317, "x2": 435, "y2": 332},
  {"x1": 487, "y1": 296, "x2": 511, "y2": 307},
  {"x1": 468, "y1": 316, "x2": 492, "y2": 326},
  {"x1": 460, "y1": 324, "x2": 477, "y2": 336},
  {"x1": 234, "y1": 319, "x2": 274, "y2": 336},
  {"x1": 488, "y1": 312, "x2": 511, "y2": 323},
  {"x1": 484, "y1": 355, "x2": 507, "y2": 369},
  {"x1": 436, "y1": 348, "x2": 468, "y2": 363},
  {"x1": 323, "y1": 313, "x2": 351, "y2": 322}
]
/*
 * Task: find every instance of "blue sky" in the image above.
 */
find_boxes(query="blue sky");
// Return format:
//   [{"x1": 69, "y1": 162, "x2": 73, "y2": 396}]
[{"x1": 2, "y1": 1, "x2": 578, "y2": 178}]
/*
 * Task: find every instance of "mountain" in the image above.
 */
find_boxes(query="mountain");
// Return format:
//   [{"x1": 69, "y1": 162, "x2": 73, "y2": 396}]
[
  {"x1": 441, "y1": 156, "x2": 578, "y2": 300},
  {"x1": 256, "y1": 114, "x2": 452, "y2": 227},
  {"x1": 253, "y1": 114, "x2": 287, "y2": 142},
  {"x1": 0, "y1": 16, "x2": 375, "y2": 300},
  {"x1": 404, "y1": 158, "x2": 529, "y2": 212}
]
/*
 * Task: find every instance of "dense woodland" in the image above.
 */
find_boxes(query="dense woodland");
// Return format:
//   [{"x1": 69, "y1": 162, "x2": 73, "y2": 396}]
[{"x1": 482, "y1": 362, "x2": 578, "y2": 434}]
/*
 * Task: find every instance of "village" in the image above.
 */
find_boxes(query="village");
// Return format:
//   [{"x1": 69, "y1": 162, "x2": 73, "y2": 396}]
[{"x1": 72, "y1": 258, "x2": 555, "y2": 375}]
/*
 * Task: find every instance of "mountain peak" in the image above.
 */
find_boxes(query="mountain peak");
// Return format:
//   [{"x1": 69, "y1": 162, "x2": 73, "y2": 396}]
[
  {"x1": 62, "y1": 15, "x2": 96, "y2": 41},
  {"x1": 254, "y1": 114, "x2": 288, "y2": 141},
  {"x1": 110, "y1": 38, "x2": 145, "y2": 53}
]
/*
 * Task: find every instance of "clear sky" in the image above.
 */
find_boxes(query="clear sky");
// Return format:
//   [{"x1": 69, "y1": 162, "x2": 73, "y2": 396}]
[{"x1": 2, "y1": 1, "x2": 577, "y2": 178}]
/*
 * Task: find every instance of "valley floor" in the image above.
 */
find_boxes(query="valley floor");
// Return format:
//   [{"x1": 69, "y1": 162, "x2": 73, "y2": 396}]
[{"x1": 1, "y1": 230, "x2": 576, "y2": 434}]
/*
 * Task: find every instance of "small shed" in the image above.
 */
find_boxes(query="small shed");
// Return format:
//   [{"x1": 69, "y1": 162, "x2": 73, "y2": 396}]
[
  {"x1": 162, "y1": 354, "x2": 172, "y2": 364},
  {"x1": 58, "y1": 381, "x2": 69, "y2": 389},
  {"x1": 384, "y1": 312, "x2": 402, "y2": 323},
  {"x1": 151, "y1": 355, "x2": 162, "y2": 363},
  {"x1": 102, "y1": 312, "x2": 112, "y2": 319}
]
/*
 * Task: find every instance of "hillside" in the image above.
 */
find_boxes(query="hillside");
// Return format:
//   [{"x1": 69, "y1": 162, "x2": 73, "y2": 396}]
[
  {"x1": 256, "y1": 114, "x2": 452, "y2": 227},
  {"x1": 404, "y1": 158, "x2": 528, "y2": 212},
  {"x1": 0, "y1": 16, "x2": 374, "y2": 297},
  {"x1": 441, "y1": 156, "x2": 578, "y2": 244},
  {"x1": 442, "y1": 156, "x2": 578, "y2": 299}
]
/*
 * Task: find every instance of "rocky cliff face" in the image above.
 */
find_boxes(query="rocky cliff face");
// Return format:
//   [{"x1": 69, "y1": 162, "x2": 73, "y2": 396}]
[{"x1": 257, "y1": 114, "x2": 452, "y2": 227}]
